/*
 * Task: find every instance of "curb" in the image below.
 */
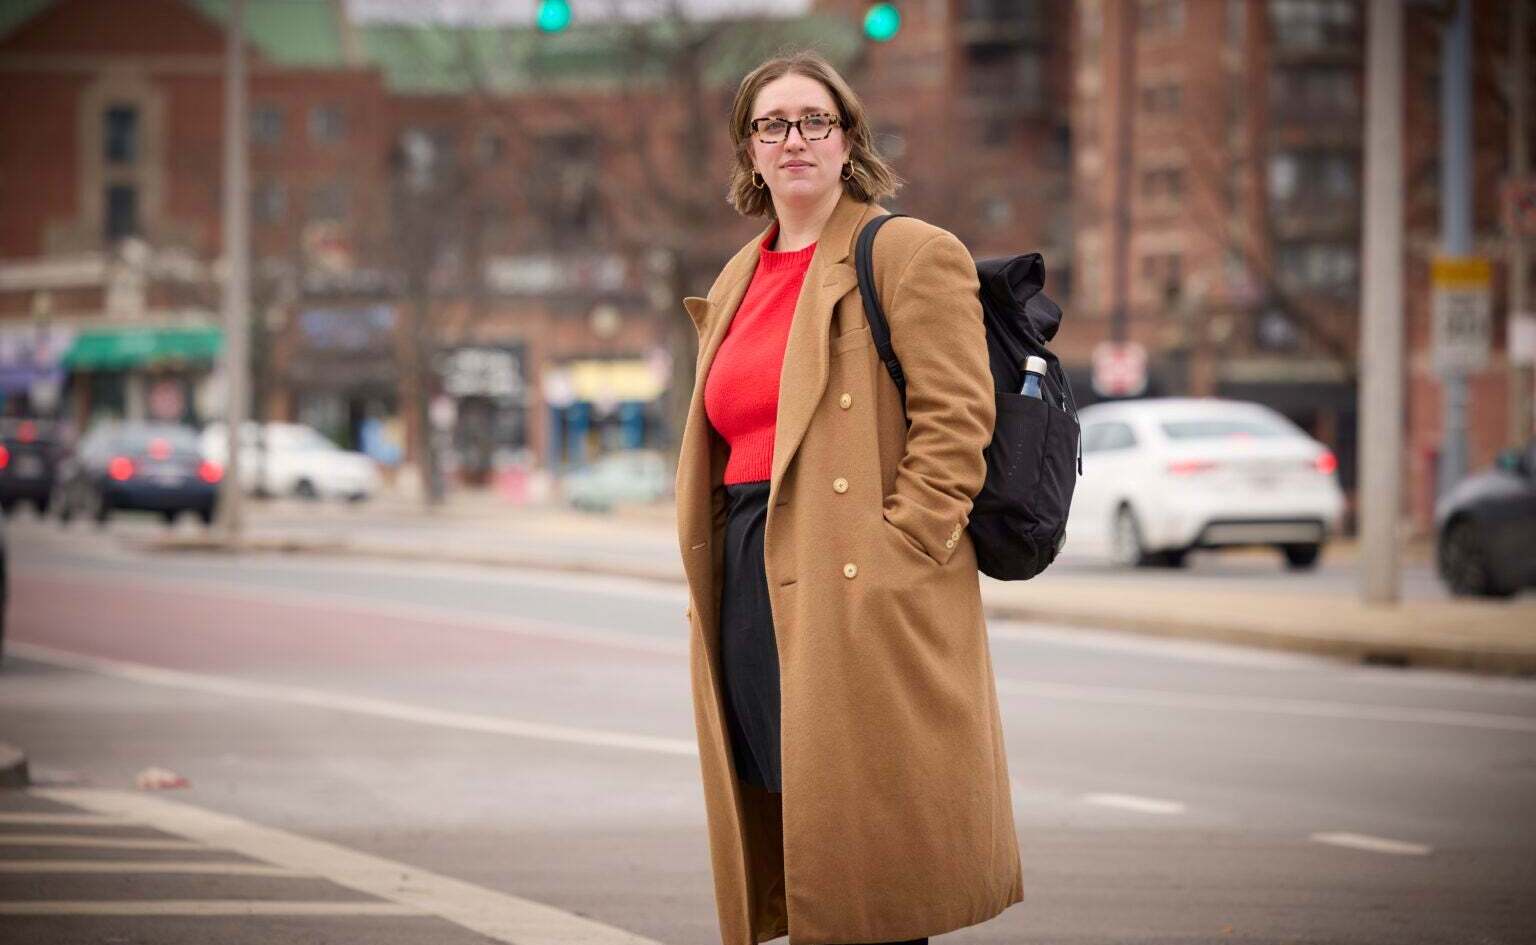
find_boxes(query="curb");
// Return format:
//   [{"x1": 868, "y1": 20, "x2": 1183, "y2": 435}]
[
  {"x1": 136, "y1": 534, "x2": 1536, "y2": 678},
  {"x1": 0, "y1": 743, "x2": 30, "y2": 789}
]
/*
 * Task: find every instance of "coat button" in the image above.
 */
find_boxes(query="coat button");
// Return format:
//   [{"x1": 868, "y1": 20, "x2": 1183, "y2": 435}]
[
  {"x1": 832, "y1": 477, "x2": 849, "y2": 494},
  {"x1": 843, "y1": 562, "x2": 858, "y2": 579},
  {"x1": 839, "y1": 393, "x2": 852, "y2": 409}
]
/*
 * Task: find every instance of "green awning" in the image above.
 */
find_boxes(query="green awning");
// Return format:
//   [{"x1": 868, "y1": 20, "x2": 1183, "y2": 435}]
[{"x1": 63, "y1": 326, "x2": 223, "y2": 370}]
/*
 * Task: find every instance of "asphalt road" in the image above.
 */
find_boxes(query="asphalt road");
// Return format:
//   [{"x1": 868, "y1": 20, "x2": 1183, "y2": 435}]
[{"x1": 2, "y1": 524, "x2": 1533, "y2": 944}]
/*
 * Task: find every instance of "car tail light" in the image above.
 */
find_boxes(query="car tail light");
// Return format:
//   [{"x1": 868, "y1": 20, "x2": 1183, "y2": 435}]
[
  {"x1": 148, "y1": 438, "x2": 172, "y2": 460},
  {"x1": 198, "y1": 460, "x2": 223, "y2": 484},
  {"x1": 1314, "y1": 452, "x2": 1338, "y2": 475},
  {"x1": 17, "y1": 420, "x2": 36, "y2": 443},
  {"x1": 0, "y1": 445, "x2": 8, "y2": 469},
  {"x1": 1167, "y1": 459, "x2": 1220, "y2": 475},
  {"x1": 108, "y1": 456, "x2": 135, "y2": 481}
]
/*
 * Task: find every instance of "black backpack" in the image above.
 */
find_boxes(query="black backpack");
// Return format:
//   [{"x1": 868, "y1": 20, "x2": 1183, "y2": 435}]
[{"x1": 855, "y1": 214, "x2": 1082, "y2": 581}]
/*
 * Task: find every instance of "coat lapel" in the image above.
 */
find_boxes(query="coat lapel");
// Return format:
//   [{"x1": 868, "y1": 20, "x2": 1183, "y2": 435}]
[{"x1": 768, "y1": 193, "x2": 876, "y2": 507}]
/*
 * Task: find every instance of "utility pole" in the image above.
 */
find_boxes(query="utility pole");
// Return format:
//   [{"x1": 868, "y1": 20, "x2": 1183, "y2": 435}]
[
  {"x1": 1109, "y1": 0, "x2": 1137, "y2": 346},
  {"x1": 218, "y1": 0, "x2": 250, "y2": 542},
  {"x1": 1359, "y1": 0, "x2": 1405, "y2": 605},
  {"x1": 1510, "y1": 0, "x2": 1533, "y2": 444},
  {"x1": 1437, "y1": 0, "x2": 1474, "y2": 494}
]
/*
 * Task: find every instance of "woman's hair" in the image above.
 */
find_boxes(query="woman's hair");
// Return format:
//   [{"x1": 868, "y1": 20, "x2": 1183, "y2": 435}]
[{"x1": 726, "y1": 50, "x2": 903, "y2": 218}]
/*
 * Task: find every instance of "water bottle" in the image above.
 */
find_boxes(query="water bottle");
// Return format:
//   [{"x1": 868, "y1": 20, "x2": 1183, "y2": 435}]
[{"x1": 1019, "y1": 355, "x2": 1047, "y2": 399}]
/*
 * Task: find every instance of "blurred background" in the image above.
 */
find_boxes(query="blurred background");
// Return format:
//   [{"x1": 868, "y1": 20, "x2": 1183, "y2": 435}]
[{"x1": 0, "y1": 4, "x2": 1534, "y2": 943}]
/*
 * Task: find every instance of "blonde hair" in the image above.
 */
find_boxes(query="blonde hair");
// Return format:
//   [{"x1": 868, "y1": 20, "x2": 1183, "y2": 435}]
[{"x1": 726, "y1": 51, "x2": 903, "y2": 218}]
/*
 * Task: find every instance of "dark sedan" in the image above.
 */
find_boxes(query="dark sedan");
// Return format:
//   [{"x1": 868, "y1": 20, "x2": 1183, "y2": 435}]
[
  {"x1": 0, "y1": 418, "x2": 58, "y2": 516},
  {"x1": 1435, "y1": 440, "x2": 1536, "y2": 598},
  {"x1": 56, "y1": 422, "x2": 221, "y2": 526}
]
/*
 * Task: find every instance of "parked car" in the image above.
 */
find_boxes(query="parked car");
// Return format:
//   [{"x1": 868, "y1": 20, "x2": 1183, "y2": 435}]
[
  {"x1": 1067, "y1": 398, "x2": 1345, "y2": 569},
  {"x1": 200, "y1": 422, "x2": 378, "y2": 501},
  {"x1": 0, "y1": 417, "x2": 60, "y2": 516},
  {"x1": 1434, "y1": 440, "x2": 1536, "y2": 598},
  {"x1": 562, "y1": 449, "x2": 671, "y2": 512},
  {"x1": 55, "y1": 421, "x2": 221, "y2": 526}
]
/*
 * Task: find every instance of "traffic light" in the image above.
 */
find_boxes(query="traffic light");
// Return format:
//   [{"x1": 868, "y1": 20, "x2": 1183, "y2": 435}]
[
  {"x1": 536, "y1": 0, "x2": 572, "y2": 33},
  {"x1": 863, "y1": 3, "x2": 901, "y2": 43}
]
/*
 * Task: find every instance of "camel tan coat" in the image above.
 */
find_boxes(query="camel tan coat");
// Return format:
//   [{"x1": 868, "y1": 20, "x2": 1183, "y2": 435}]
[{"x1": 676, "y1": 192, "x2": 1024, "y2": 944}]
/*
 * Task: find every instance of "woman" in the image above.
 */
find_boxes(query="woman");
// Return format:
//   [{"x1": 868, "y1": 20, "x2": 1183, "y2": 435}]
[{"x1": 676, "y1": 52, "x2": 1023, "y2": 945}]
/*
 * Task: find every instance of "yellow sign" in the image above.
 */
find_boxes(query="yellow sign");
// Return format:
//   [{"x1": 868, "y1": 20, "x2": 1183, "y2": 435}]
[{"x1": 1430, "y1": 256, "x2": 1492, "y2": 289}]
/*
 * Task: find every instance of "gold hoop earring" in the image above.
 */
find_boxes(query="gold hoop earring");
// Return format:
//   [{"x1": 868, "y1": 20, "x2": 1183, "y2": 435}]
[
  {"x1": 752, "y1": 171, "x2": 765, "y2": 189},
  {"x1": 841, "y1": 162, "x2": 854, "y2": 182}
]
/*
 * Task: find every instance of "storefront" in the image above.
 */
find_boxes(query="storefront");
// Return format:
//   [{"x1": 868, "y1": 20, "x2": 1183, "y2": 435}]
[
  {"x1": 60, "y1": 324, "x2": 222, "y2": 429},
  {"x1": 540, "y1": 353, "x2": 669, "y2": 470}
]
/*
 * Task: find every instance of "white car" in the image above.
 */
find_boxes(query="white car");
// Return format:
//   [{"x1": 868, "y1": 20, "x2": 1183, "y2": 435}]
[
  {"x1": 201, "y1": 422, "x2": 379, "y2": 502},
  {"x1": 1066, "y1": 398, "x2": 1345, "y2": 569}
]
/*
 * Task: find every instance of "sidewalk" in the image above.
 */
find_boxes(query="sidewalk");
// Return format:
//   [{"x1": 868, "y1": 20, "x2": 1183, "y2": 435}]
[{"x1": 144, "y1": 492, "x2": 1536, "y2": 677}]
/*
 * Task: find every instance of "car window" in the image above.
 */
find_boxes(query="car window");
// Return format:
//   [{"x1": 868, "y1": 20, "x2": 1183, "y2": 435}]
[
  {"x1": 115, "y1": 425, "x2": 201, "y2": 455},
  {"x1": 1159, "y1": 415, "x2": 1296, "y2": 440},
  {"x1": 1099, "y1": 421, "x2": 1137, "y2": 451}
]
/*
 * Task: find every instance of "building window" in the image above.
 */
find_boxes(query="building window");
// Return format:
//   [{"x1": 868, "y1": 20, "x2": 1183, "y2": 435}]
[
  {"x1": 253, "y1": 181, "x2": 286, "y2": 225},
  {"x1": 530, "y1": 132, "x2": 600, "y2": 246},
  {"x1": 1141, "y1": 167, "x2": 1185, "y2": 202},
  {"x1": 308, "y1": 182, "x2": 347, "y2": 222},
  {"x1": 105, "y1": 184, "x2": 139, "y2": 241},
  {"x1": 1138, "y1": 0, "x2": 1185, "y2": 35},
  {"x1": 308, "y1": 103, "x2": 346, "y2": 144},
  {"x1": 104, "y1": 105, "x2": 139, "y2": 164},
  {"x1": 1270, "y1": 0, "x2": 1358, "y2": 51},
  {"x1": 1269, "y1": 150, "x2": 1357, "y2": 204},
  {"x1": 1142, "y1": 252, "x2": 1183, "y2": 300},
  {"x1": 1269, "y1": 66, "x2": 1359, "y2": 117},
  {"x1": 252, "y1": 104, "x2": 284, "y2": 146},
  {"x1": 1140, "y1": 82, "x2": 1183, "y2": 115},
  {"x1": 965, "y1": 43, "x2": 1044, "y2": 105},
  {"x1": 1277, "y1": 241, "x2": 1358, "y2": 295}
]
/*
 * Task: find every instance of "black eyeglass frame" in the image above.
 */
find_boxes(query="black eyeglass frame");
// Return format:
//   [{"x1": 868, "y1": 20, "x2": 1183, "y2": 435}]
[{"x1": 748, "y1": 113, "x2": 843, "y2": 144}]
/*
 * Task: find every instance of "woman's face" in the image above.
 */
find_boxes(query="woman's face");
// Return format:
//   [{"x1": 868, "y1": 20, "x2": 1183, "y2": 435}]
[{"x1": 748, "y1": 73, "x2": 852, "y2": 209}]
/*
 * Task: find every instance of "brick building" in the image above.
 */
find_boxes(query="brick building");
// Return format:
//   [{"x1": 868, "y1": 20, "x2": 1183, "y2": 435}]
[{"x1": 1071, "y1": 0, "x2": 1533, "y2": 532}]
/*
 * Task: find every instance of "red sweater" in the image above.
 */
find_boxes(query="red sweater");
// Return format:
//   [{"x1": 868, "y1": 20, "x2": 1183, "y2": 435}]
[{"x1": 705, "y1": 226, "x2": 817, "y2": 484}]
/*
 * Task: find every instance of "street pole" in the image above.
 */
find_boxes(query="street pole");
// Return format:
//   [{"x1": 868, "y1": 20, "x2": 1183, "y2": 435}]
[
  {"x1": 1109, "y1": 0, "x2": 1137, "y2": 345},
  {"x1": 1359, "y1": 0, "x2": 1405, "y2": 605},
  {"x1": 1511, "y1": 0, "x2": 1533, "y2": 444},
  {"x1": 219, "y1": 0, "x2": 249, "y2": 542},
  {"x1": 1437, "y1": 0, "x2": 1473, "y2": 495}
]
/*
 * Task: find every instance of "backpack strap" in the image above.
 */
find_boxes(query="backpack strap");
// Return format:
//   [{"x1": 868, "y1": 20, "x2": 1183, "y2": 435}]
[{"x1": 854, "y1": 213, "x2": 908, "y2": 397}]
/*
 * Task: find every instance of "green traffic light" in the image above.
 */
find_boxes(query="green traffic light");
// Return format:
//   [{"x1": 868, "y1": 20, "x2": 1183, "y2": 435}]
[
  {"x1": 537, "y1": 0, "x2": 572, "y2": 33},
  {"x1": 863, "y1": 3, "x2": 900, "y2": 42}
]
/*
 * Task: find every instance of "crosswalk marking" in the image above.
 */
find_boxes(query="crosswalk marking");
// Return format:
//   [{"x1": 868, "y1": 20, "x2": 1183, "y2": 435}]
[
  {"x1": 0, "y1": 813, "x2": 133, "y2": 826},
  {"x1": 0, "y1": 835, "x2": 205, "y2": 851},
  {"x1": 33, "y1": 789, "x2": 668, "y2": 945},
  {"x1": 0, "y1": 860, "x2": 302, "y2": 876},
  {"x1": 0, "y1": 901, "x2": 428, "y2": 916}
]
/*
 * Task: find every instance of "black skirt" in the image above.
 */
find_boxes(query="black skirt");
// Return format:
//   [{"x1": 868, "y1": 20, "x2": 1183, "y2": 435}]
[{"x1": 719, "y1": 479, "x2": 783, "y2": 793}]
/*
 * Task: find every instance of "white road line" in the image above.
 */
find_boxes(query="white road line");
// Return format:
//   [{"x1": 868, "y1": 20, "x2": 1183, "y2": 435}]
[
  {"x1": 0, "y1": 861, "x2": 303, "y2": 876},
  {"x1": 1082, "y1": 792, "x2": 1188, "y2": 815},
  {"x1": 994, "y1": 677, "x2": 1536, "y2": 734},
  {"x1": 1310, "y1": 831, "x2": 1433, "y2": 856},
  {"x1": 34, "y1": 789, "x2": 668, "y2": 944},
  {"x1": 0, "y1": 835, "x2": 204, "y2": 851},
  {"x1": 11, "y1": 643, "x2": 697, "y2": 757},
  {"x1": 0, "y1": 900, "x2": 427, "y2": 916},
  {"x1": 0, "y1": 813, "x2": 133, "y2": 826}
]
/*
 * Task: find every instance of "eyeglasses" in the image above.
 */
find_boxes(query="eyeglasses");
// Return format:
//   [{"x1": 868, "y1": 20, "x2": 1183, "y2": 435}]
[{"x1": 749, "y1": 113, "x2": 842, "y2": 144}]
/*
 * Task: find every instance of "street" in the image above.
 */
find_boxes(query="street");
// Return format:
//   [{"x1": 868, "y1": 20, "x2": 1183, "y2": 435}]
[{"x1": 2, "y1": 521, "x2": 1534, "y2": 943}]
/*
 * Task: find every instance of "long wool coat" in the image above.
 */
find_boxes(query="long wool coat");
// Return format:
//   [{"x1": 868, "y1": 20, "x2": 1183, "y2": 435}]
[{"x1": 676, "y1": 192, "x2": 1024, "y2": 945}]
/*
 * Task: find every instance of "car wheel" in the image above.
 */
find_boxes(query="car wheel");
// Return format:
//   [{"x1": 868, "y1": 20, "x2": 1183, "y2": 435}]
[
  {"x1": 161, "y1": 510, "x2": 178, "y2": 526},
  {"x1": 198, "y1": 508, "x2": 215, "y2": 527},
  {"x1": 89, "y1": 489, "x2": 111, "y2": 527},
  {"x1": 1110, "y1": 505, "x2": 1152, "y2": 568},
  {"x1": 1438, "y1": 519, "x2": 1515, "y2": 598},
  {"x1": 33, "y1": 496, "x2": 50, "y2": 517},
  {"x1": 1153, "y1": 548, "x2": 1189, "y2": 568},
  {"x1": 1282, "y1": 543, "x2": 1321, "y2": 570},
  {"x1": 0, "y1": 499, "x2": 12, "y2": 517},
  {"x1": 293, "y1": 479, "x2": 319, "y2": 501}
]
